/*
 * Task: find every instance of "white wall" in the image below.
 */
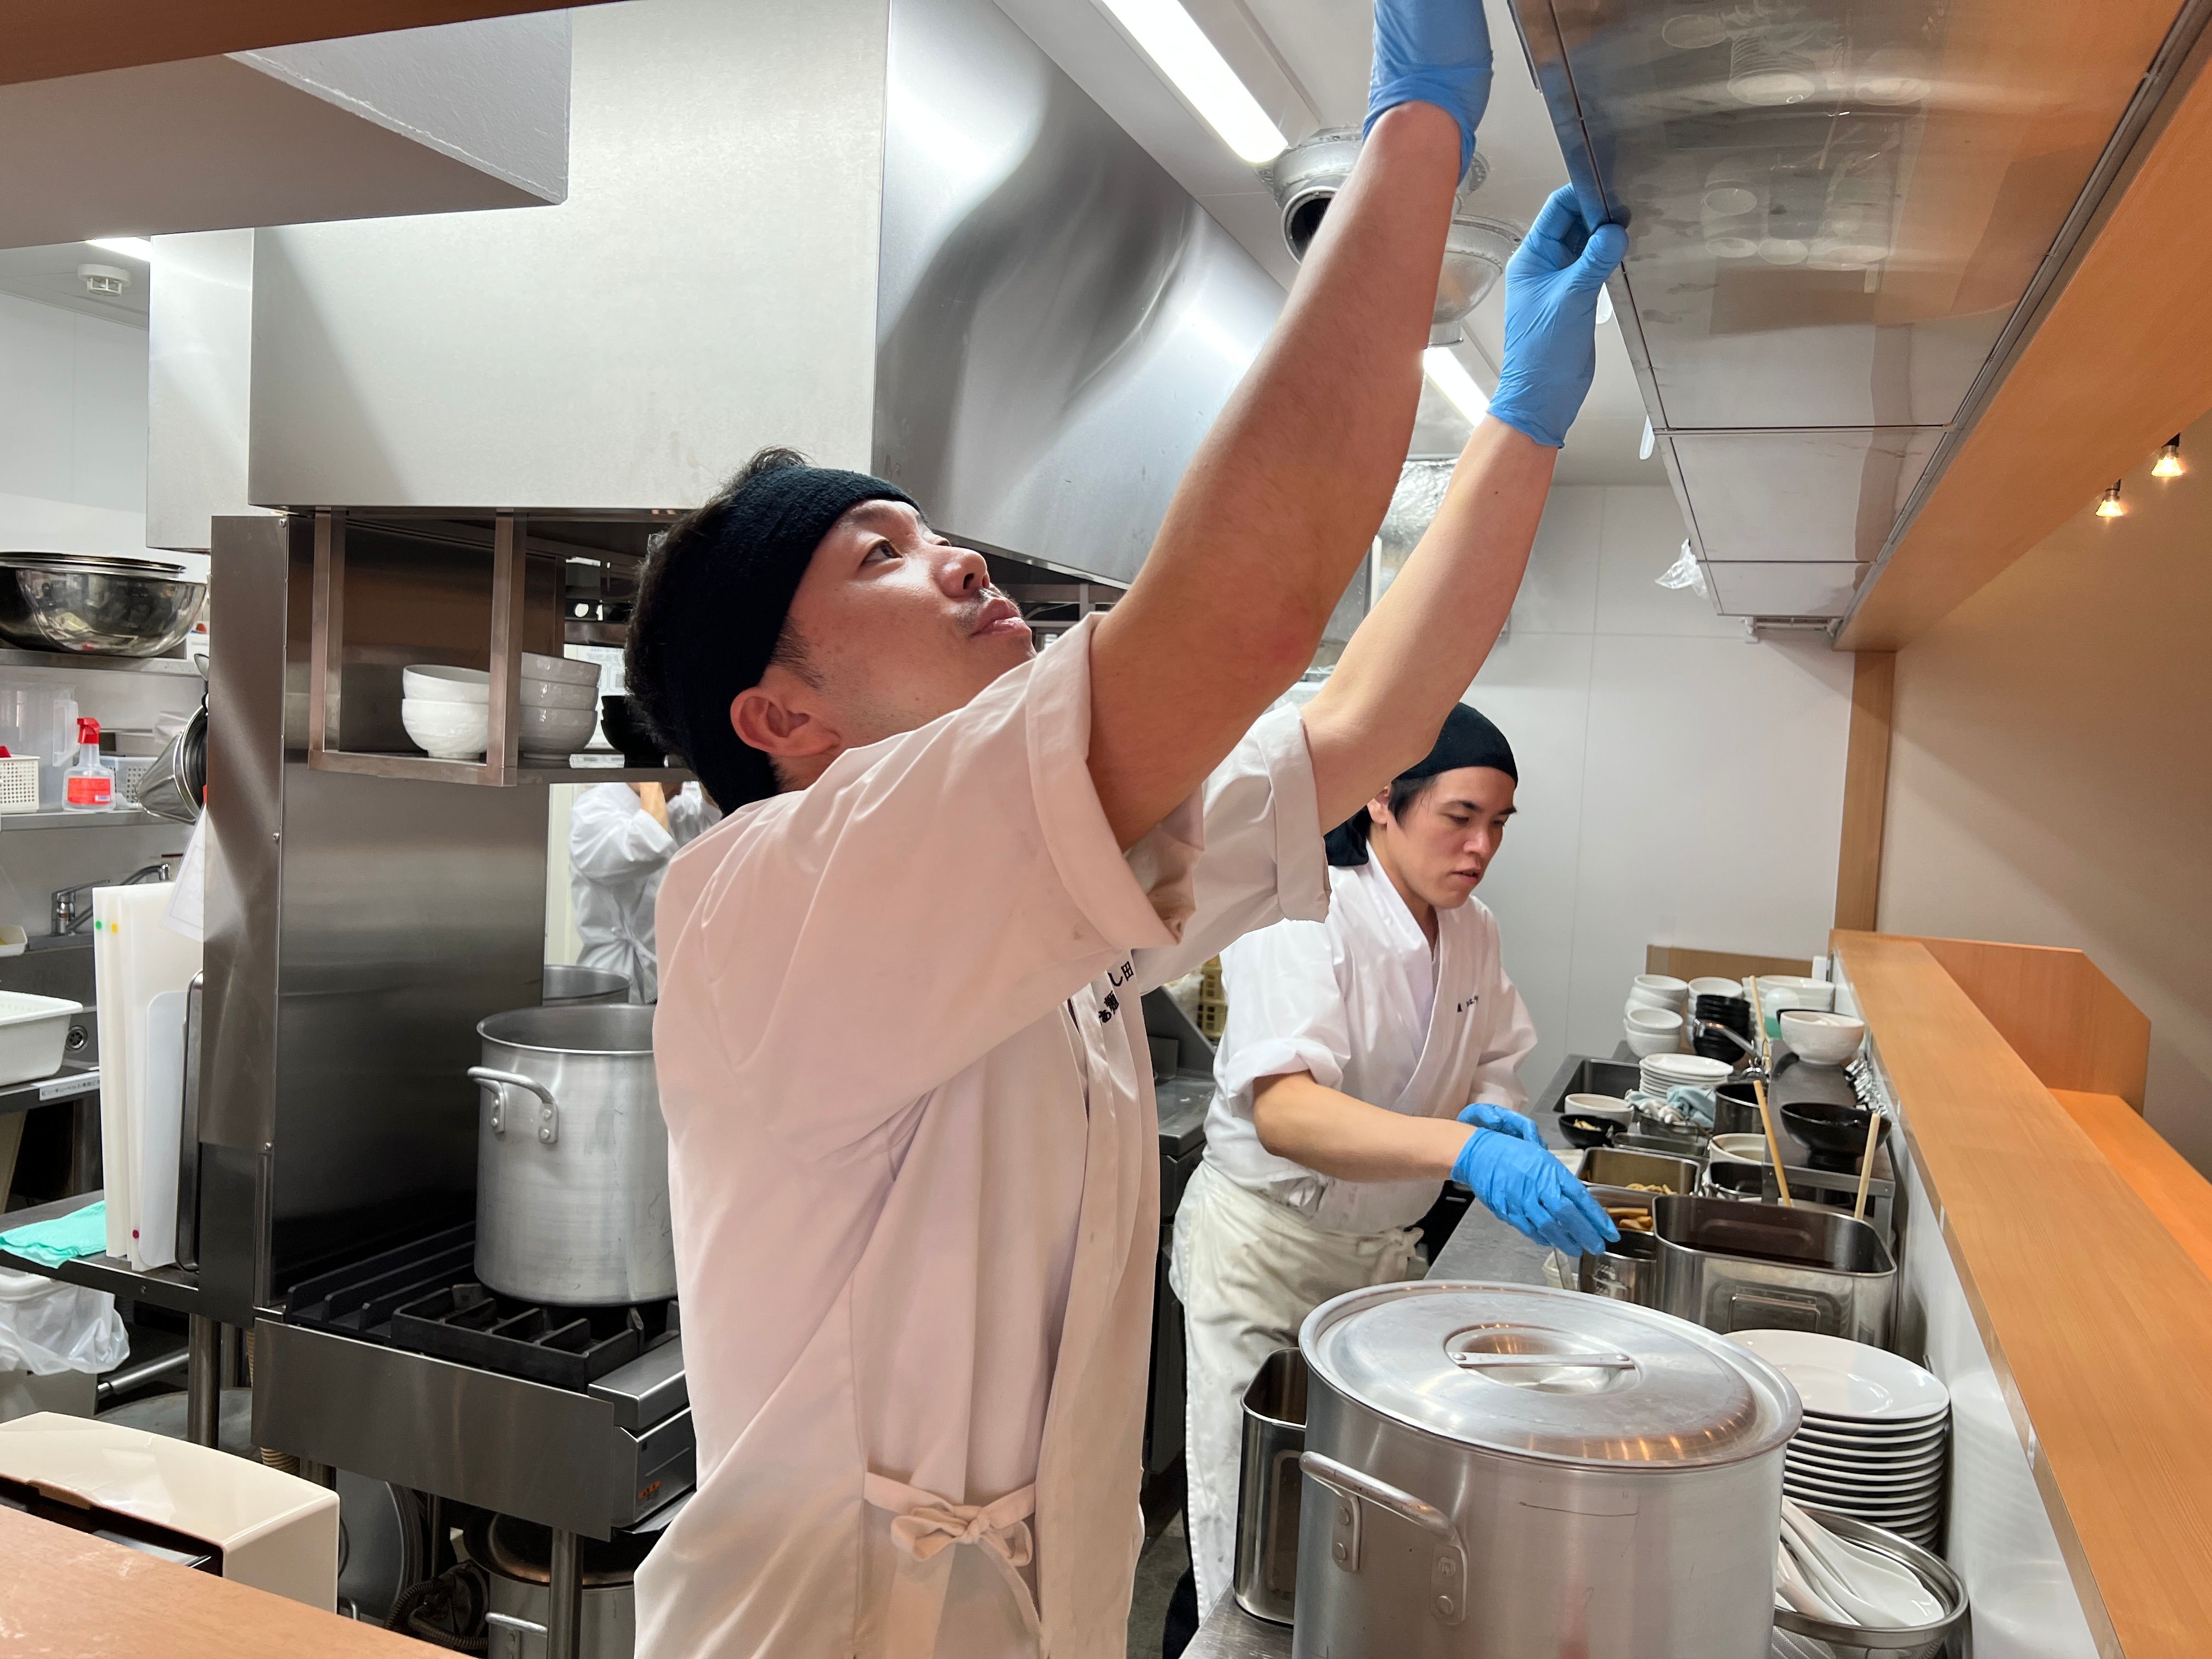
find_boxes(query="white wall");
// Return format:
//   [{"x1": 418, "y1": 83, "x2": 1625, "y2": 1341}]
[
  {"x1": 1469, "y1": 486, "x2": 1858, "y2": 1101},
  {"x1": 0, "y1": 289, "x2": 148, "y2": 553}
]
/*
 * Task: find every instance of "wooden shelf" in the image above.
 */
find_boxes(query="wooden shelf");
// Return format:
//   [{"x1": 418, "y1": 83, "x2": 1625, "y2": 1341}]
[{"x1": 1833, "y1": 932, "x2": 2212, "y2": 1659}]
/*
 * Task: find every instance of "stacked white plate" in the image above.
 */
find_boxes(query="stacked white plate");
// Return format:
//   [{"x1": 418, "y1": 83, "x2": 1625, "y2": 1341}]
[
  {"x1": 1639, "y1": 1052, "x2": 1731, "y2": 1097},
  {"x1": 1729, "y1": 1330, "x2": 1950, "y2": 1548}
]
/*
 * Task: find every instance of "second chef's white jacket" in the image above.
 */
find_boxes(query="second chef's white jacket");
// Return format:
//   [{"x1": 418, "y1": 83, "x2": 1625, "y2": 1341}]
[
  {"x1": 567, "y1": 782, "x2": 718, "y2": 1003},
  {"x1": 633, "y1": 617, "x2": 1329, "y2": 1659},
  {"x1": 1199, "y1": 855, "x2": 1539, "y2": 1237}
]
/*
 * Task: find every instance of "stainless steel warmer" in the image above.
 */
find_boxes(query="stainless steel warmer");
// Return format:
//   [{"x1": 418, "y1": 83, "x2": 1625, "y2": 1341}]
[
  {"x1": 1293, "y1": 1282, "x2": 1798, "y2": 1659},
  {"x1": 471, "y1": 1005, "x2": 674, "y2": 1307}
]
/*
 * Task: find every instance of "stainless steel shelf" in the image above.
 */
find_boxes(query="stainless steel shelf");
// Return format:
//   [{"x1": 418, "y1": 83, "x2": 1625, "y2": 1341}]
[
  {"x1": 0, "y1": 1060, "x2": 98, "y2": 1118},
  {"x1": 0, "y1": 1190, "x2": 201, "y2": 1316},
  {"x1": 0, "y1": 645, "x2": 202, "y2": 679},
  {"x1": 308, "y1": 748, "x2": 691, "y2": 787},
  {"x1": 0, "y1": 805, "x2": 166, "y2": 831}
]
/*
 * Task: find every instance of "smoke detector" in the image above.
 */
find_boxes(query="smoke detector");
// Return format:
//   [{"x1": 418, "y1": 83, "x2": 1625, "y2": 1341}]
[
  {"x1": 77, "y1": 264, "x2": 130, "y2": 297},
  {"x1": 1266, "y1": 128, "x2": 1515, "y2": 347}
]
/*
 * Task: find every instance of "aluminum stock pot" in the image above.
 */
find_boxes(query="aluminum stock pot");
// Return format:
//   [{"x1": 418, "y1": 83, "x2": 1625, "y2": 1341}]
[
  {"x1": 471, "y1": 1005, "x2": 673, "y2": 1306},
  {"x1": 1293, "y1": 1282, "x2": 1799, "y2": 1659}
]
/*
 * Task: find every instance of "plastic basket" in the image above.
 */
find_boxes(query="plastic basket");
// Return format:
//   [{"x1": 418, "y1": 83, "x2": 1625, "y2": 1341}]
[
  {"x1": 0, "y1": 756, "x2": 38, "y2": 814},
  {"x1": 116, "y1": 756, "x2": 155, "y2": 806}
]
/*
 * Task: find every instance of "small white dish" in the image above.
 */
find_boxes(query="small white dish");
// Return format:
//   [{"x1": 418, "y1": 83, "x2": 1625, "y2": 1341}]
[
  {"x1": 1687, "y1": 976, "x2": 1742, "y2": 999},
  {"x1": 1626, "y1": 1007, "x2": 1684, "y2": 1036},
  {"x1": 1633, "y1": 973, "x2": 1690, "y2": 1002},
  {"x1": 1564, "y1": 1093, "x2": 1633, "y2": 1123},
  {"x1": 403, "y1": 664, "x2": 490, "y2": 705},
  {"x1": 401, "y1": 697, "x2": 489, "y2": 760},
  {"x1": 1640, "y1": 1054, "x2": 1731, "y2": 1087},
  {"x1": 1624, "y1": 1028, "x2": 1680, "y2": 1059},
  {"x1": 1729, "y1": 1330, "x2": 1951, "y2": 1422}
]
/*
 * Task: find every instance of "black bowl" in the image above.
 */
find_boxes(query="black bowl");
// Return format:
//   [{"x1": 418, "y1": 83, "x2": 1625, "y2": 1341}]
[
  {"x1": 1780, "y1": 1098, "x2": 1887, "y2": 1165},
  {"x1": 1559, "y1": 1111, "x2": 1622, "y2": 1150},
  {"x1": 600, "y1": 695, "x2": 666, "y2": 766}
]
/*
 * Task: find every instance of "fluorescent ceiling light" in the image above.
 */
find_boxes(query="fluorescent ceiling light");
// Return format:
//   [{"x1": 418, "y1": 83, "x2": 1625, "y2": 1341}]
[
  {"x1": 88, "y1": 237, "x2": 155, "y2": 262},
  {"x1": 1423, "y1": 347, "x2": 1489, "y2": 425},
  {"x1": 1094, "y1": 0, "x2": 1286, "y2": 164}
]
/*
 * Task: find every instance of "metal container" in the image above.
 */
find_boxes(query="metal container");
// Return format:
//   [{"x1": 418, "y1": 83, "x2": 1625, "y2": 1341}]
[
  {"x1": 466, "y1": 1511, "x2": 647, "y2": 1659},
  {"x1": 541, "y1": 965, "x2": 630, "y2": 1007},
  {"x1": 1654, "y1": 1194, "x2": 1895, "y2": 1346},
  {"x1": 1577, "y1": 1229, "x2": 1661, "y2": 1306},
  {"x1": 1294, "y1": 1282, "x2": 1798, "y2": 1659},
  {"x1": 471, "y1": 1005, "x2": 673, "y2": 1307},
  {"x1": 1580, "y1": 1146, "x2": 1700, "y2": 1194},
  {"x1": 1775, "y1": 1509, "x2": 1971, "y2": 1659},
  {"x1": 0, "y1": 552, "x2": 205, "y2": 657},
  {"x1": 1233, "y1": 1347, "x2": 1308, "y2": 1624}
]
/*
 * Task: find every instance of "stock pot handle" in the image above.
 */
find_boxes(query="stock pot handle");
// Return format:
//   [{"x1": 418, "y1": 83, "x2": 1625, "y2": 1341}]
[
  {"x1": 468, "y1": 1066, "x2": 560, "y2": 1146},
  {"x1": 1299, "y1": 1452, "x2": 1469, "y2": 1626}
]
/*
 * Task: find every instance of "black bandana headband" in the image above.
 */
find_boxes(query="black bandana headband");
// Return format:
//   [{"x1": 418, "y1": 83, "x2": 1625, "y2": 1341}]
[
  {"x1": 1324, "y1": 702, "x2": 1518, "y2": 867},
  {"x1": 649, "y1": 465, "x2": 916, "y2": 810}
]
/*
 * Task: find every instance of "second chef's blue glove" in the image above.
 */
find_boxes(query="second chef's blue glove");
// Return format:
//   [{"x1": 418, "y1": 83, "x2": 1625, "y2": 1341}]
[
  {"x1": 1456, "y1": 1101, "x2": 1545, "y2": 1146},
  {"x1": 1487, "y1": 185, "x2": 1630, "y2": 449},
  {"x1": 1367, "y1": 0, "x2": 1494, "y2": 177},
  {"x1": 1452, "y1": 1128, "x2": 1618, "y2": 1256}
]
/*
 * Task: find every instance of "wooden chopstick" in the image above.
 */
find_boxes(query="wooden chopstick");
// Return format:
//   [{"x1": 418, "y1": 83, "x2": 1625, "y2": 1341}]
[{"x1": 1747, "y1": 976, "x2": 1793, "y2": 1207}]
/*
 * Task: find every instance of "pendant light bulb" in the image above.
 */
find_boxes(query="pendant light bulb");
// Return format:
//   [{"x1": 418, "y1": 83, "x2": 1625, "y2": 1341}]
[
  {"x1": 2096, "y1": 481, "x2": 2126, "y2": 519},
  {"x1": 2152, "y1": 435, "x2": 2185, "y2": 478}
]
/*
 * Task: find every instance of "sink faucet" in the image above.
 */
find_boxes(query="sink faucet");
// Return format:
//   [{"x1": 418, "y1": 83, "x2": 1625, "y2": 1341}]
[{"x1": 50, "y1": 862, "x2": 174, "y2": 936}]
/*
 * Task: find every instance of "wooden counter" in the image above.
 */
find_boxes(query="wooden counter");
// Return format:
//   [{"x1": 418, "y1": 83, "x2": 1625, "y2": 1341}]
[
  {"x1": 0, "y1": 1502, "x2": 422, "y2": 1657},
  {"x1": 1833, "y1": 932, "x2": 2212, "y2": 1659}
]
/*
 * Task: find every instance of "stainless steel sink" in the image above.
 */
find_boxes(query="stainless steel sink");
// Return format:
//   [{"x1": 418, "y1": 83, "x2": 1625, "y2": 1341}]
[
  {"x1": 1537, "y1": 1056, "x2": 1641, "y2": 1112},
  {"x1": 0, "y1": 937, "x2": 97, "y2": 1063}
]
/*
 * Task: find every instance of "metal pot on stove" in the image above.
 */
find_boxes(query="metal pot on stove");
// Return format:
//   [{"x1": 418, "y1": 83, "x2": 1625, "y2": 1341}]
[
  {"x1": 1293, "y1": 1281, "x2": 1798, "y2": 1659},
  {"x1": 471, "y1": 1004, "x2": 674, "y2": 1306}
]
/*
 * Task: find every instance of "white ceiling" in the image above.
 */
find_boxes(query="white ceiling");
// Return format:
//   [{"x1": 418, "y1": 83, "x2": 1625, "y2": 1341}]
[
  {"x1": 0, "y1": 241, "x2": 151, "y2": 326},
  {"x1": 992, "y1": 0, "x2": 1661, "y2": 484}
]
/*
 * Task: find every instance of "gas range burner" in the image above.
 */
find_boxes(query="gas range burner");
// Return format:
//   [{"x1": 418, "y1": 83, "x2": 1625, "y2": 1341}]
[{"x1": 284, "y1": 1223, "x2": 675, "y2": 1391}]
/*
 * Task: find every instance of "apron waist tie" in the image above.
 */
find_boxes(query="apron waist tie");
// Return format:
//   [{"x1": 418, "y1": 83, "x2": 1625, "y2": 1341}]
[{"x1": 864, "y1": 1472, "x2": 1044, "y2": 1646}]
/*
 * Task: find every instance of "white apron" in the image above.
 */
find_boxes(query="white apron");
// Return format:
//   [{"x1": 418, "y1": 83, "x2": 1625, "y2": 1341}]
[{"x1": 1175, "y1": 858, "x2": 1538, "y2": 1615}]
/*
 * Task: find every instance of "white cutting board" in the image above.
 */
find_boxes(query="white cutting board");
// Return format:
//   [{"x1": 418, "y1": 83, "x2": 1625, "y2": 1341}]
[
  {"x1": 92, "y1": 885, "x2": 200, "y2": 1262},
  {"x1": 133, "y1": 989, "x2": 189, "y2": 1272}
]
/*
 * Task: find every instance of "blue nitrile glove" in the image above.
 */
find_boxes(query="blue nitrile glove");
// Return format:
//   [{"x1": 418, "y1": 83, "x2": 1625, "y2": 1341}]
[
  {"x1": 1367, "y1": 0, "x2": 1494, "y2": 178},
  {"x1": 1452, "y1": 1128, "x2": 1618, "y2": 1256},
  {"x1": 1487, "y1": 185, "x2": 1630, "y2": 449},
  {"x1": 1456, "y1": 1101, "x2": 1545, "y2": 1146}
]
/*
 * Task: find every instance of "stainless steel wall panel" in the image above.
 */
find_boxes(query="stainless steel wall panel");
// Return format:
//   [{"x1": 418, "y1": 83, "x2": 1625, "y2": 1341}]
[
  {"x1": 1510, "y1": 0, "x2": 2184, "y2": 616},
  {"x1": 245, "y1": 0, "x2": 893, "y2": 509},
  {"x1": 873, "y1": 0, "x2": 1282, "y2": 586},
  {"x1": 1704, "y1": 560, "x2": 1866, "y2": 618},
  {"x1": 1671, "y1": 428, "x2": 1942, "y2": 562}
]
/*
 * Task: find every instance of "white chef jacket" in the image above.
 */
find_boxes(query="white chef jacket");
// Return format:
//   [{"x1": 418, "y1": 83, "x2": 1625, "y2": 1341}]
[
  {"x1": 1200, "y1": 855, "x2": 1538, "y2": 1235},
  {"x1": 634, "y1": 617, "x2": 1328, "y2": 1659},
  {"x1": 567, "y1": 782, "x2": 718, "y2": 1002}
]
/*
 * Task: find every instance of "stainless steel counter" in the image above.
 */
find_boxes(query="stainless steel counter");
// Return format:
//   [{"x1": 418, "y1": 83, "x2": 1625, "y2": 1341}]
[{"x1": 1181, "y1": 1117, "x2": 1568, "y2": 1659}]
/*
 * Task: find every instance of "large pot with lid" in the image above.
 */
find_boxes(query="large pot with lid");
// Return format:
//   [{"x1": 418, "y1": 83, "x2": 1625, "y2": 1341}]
[
  {"x1": 471, "y1": 1005, "x2": 673, "y2": 1306},
  {"x1": 1294, "y1": 1281, "x2": 1798, "y2": 1659}
]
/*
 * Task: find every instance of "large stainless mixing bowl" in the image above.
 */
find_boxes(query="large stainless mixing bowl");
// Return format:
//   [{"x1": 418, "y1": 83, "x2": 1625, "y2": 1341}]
[{"x1": 0, "y1": 552, "x2": 206, "y2": 657}]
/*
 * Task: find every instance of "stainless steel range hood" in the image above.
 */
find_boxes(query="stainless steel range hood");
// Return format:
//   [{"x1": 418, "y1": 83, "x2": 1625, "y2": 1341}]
[
  {"x1": 1509, "y1": 0, "x2": 2199, "y2": 620},
  {"x1": 179, "y1": 0, "x2": 1280, "y2": 591}
]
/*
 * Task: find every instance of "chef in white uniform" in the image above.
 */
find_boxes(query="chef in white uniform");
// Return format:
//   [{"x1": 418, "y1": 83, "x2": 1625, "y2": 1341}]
[
  {"x1": 1169, "y1": 703, "x2": 1615, "y2": 1628},
  {"x1": 566, "y1": 781, "x2": 719, "y2": 1002},
  {"x1": 616, "y1": 11, "x2": 1628, "y2": 1648}
]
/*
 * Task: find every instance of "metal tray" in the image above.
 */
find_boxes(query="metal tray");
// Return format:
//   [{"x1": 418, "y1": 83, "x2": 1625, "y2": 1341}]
[{"x1": 1581, "y1": 1147, "x2": 1700, "y2": 1194}]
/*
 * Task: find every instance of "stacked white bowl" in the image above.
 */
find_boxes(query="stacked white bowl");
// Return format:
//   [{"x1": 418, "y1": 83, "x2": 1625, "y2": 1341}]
[
  {"x1": 399, "y1": 654, "x2": 604, "y2": 761},
  {"x1": 1623, "y1": 974, "x2": 1689, "y2": 1056},
  {"x1": 518, "y1": 651, "x2": 602, "y2": 759},
  {"x1": 1727, "y1": 1330, "x2": 1950, "y2": 1549},
  {"x1": 402, "y1": 665, "x2": 490, "y2": 760}
]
